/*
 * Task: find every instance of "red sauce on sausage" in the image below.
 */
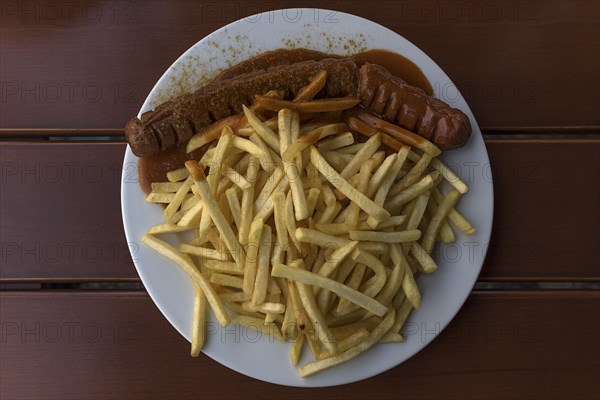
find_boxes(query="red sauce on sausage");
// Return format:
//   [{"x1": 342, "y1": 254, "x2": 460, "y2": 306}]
[{"x1": 138, "y1": 48, "x2": 431, "y2": 194}]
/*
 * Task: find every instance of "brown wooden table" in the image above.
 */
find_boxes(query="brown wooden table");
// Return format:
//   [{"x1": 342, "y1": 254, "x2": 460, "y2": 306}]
[{"x1": 1, "y1": 1, "x2": 599, "y2": 399}]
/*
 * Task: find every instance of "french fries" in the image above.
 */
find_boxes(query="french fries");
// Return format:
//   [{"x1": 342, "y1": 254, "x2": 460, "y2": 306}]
[
  {"x1": 140, "y1": 76, "x2": 476, "y2": 377},
  {"x1": 256, "y1": 95, "x2": 360, "y2": 113}
]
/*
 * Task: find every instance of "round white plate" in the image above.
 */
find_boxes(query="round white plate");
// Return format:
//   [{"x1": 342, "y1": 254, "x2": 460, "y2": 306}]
[{"x1": 121, "y1": 8, "x2": 493, "y2": 387}]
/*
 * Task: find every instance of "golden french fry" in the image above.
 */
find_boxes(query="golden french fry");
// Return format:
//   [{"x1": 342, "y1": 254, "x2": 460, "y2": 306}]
[
  {"x1": 314, "y1": 202, "x2": 342, "y2": 225},
  {"x1": 207, "y1": 127, "x2": 233, "y2": 191},
  {"x1": 336, "y1": 143, "x2": 365, "y2": 154},
  {"x1": 375, "y1": 247, "x2": 405, "y2": 306},
  {"x1": 166, "y1": 167, "x2": 189, "y2": 182},
  {"x1": 147, "y1": 224, "x2": 195, "y2": 234},
  {"x1": 256, "y1": 95, "x2": 360, "y2": 113},
  {"x1": 355, "y1": 112, "x2": 441, "y2": 156},
  {"x1": 181, "y1": 193, "x2": 199, "y2": 212},
  {"x1": 163, "y1": 176, "x2": 193, "y2": 223},
  {"x1": 254, "y1": 166, "x2": 284, "y2": 214},
  {"x1": 288, "y1": 279, "x2": 314, "y2": 336},
  {"x1": 239, "y1": 157, "x2": 260, "y2": 245},
  {"x1": 151, "y1": 182, "x2": 184, "y2": 193},
  {"x1": 405, "y1": 192, "x2": 430, "y2": 231},
  {"x1": 320, "y1": 184, "x2": 336, "y2": 206},
  {"x1": 366, "y1": 147, "x2": 409, "y2": 228},
  {"x1": 290, "y1": 333, "x2": 305, "y2": 366},
  {"x1": 299, "y1": 310, "x2": 395, "y2": 377},
  {"x1": 186, "y1": 160, "x2": 245, "y2": 265},
  {"x1": 350, "y1": 249, "x2": 387, "y2": 297},
  {"x1": 306, "y1": 334, "x2": 321, "y2": 360},
  {"x1": 232, "y1": 136, "x2": 264, "y2": 158},
  {"x1": 285, "y1": 191, "x2": 302, "y2": 251},
  {"x1": 242, "y1": 218, "x2": 264, "y2": 296},
  {"x1": 187, "y1": 115, "x2": 241, "y2": 153},
  {"x1": 432, "y1": 186, "x2": 476, "y2": 234},
  {"x1": 225, "y1": 188, "x2": 242, "y2": 229},
  {"x1": 385, "y1": 172, "x2": 440, "y2": 213},
  {"x1": 264, "y1": 291, "x2": 283, "y2": 325},
  {"x1": 254, "y1": 177, "x2": 290, "y2": 221},
  {"x1": 272, "y1": 191, "x2": 290, "y2": 251},
  {"x1": 243, "y1": 105, "x2": 280, "y2": 153},
  {"x1": 210, "y1": 273, "x2": 244, "y2": 289},
  {"x1": 364, "y1": 153, "x2": 396, "y2": 198},
  {"x1": 179, "y1": 244, "x2": 231, "y2": 261},
  {"x1": 426, "y1": 195, "x2": 456, "y2": 244},
  {"x1": 428, "y1": 156, "x2": 468, "y2": 194},
  {"x1": 242, "y1": 301, "x2": 285, "y2": 314},
  {"x1": 319, "y1": 328, "x2": 369, "y2": 359},
  {"x1": 357, "y1": 241, "x2": 389, "y2": 255},
  {"x1": 296, "y1": 279, "x2": 338, "y2": 355},
  {"x1": 411, "y1": 241, "x2": 438, "y2": 273},
  {"x1": 145, "y1": 192, "x2": 176, "y2": 203},
  {"x1": 271, "y1": 263, "x2": 388, "y2": 317},
  {"x1": 349, "y1": 229, "x2": 421, "y2": 243},
  {"x1": 355, "y1": 215, "x2": 407, "y2": 231},
  {"x1": 391, "y1": 244, "x2": 420, "y2": 309},
  {"x1": 310, "y1": 147, "x2": 390, "y2": 222},
  {"x1": 141, "y1": 234, "x2": 230, "y2": 327},
  {"x1": 279, "y1": 109, "x2": 309, "y2": 220},
  {"x1": 223, "y1": 165, "x2": 252, "y2": 190},
  {"x1": 339, "y1": 133, "x2": 382, "y2": 180},
  {"x1": 335, "y1": 263, "x2": 366, "y2": 314},
  {"x1": 317, "y1": 132, "x2": 355, "y2": 152},
  {"x1": 219, "y1": 290, "x2": 250, "y2": 303},
  {"x1": 197, "y1": 128, "x2": 233, "y2": 237},
  {"x1": 390, "y1": 298, "x2": 414, "y2": 334},
  {"x1": 380, "y1": 332, "x2": 404, "y2": 343},
  {"x1": 422, "y1": 188, "x2": 461, "y2": 253},
  {"x1": 249, "y1": 133, "x2": 276, "y2": 174},
  {"x1": 282, "y1": 295, "x2": 297, "y2": 340},
  {"x1": 314, "y1": 223, "x2": 349, "y2": 236},
  {"x1": 251, "y1": 224, "x2": 272, "y2": 305},
  {"x1": 294, "y1": 70, "x2": 327, "y2": 101},
  {"x1": 203, "y1": 260, "x2": 244, "y2": 275},
  {"x1": 231, "y1": 315, "x2": 283, "y2": 341},
  {"x1": 282, "y1": 123, "x2": 347, "y2": 162},
  {"x1": 295, "y1": 227, "x2": 350, "y2": 249},
  {"x1": 390, "y1": 153, "x2": 433, "y2": 196},
  {"x1": 345, "y1": 160, "x2": 374, "y2": 227},
  {"x1": 191, "y1": 284, "x2": 207, "y2": 357}
]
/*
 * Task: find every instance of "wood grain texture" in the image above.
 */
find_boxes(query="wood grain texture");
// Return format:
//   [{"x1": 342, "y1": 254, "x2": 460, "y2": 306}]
[
  {"x1": 0, "y1": 290, "x2": 598, "y2": 399},
  {"x1": 1, "y1": 139, "x2": 598, "y2": 281},
  {"x1": 0, "y1": 142, "x2": 136, "y2": 281},
  {"x1": 1, "y1": 0, "x2": 598, "y2": 131},
  {"x1": 483, "y1": 139, "x2": 600, "y2": 280}
]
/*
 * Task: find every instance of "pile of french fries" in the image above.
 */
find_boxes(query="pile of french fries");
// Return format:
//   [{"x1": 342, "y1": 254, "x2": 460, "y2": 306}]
[{"x1": 141, "y1": 72, "x2": 475, "y2": 377}]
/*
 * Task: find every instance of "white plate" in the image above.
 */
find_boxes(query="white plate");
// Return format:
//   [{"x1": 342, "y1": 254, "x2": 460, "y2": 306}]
[{"x1": 121, "y1": 8, "x2": 493, "y2": 387}]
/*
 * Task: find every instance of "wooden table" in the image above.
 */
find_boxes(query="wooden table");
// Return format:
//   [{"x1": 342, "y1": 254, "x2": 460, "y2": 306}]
[{"x1": 1, "y1": 2, "x2": 599, "y2": 399}]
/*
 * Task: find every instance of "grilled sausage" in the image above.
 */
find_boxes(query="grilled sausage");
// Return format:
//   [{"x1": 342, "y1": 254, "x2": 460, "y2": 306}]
[
  {"x1": 358, "y1": 63, "x2": 471, "y2": 150},
  {"x1": 125, "y1": 57, "x2": 472, "y2": 156},
  {"x1": 125, "y1": 58, "x2": 358, "y2": 157}
]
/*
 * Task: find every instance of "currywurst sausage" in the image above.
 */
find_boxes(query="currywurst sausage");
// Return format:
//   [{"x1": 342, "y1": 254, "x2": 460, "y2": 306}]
[
  {"x1": 126, "y1": 59, "x2": 357, "y2": 157},
  {"x1": 358, "y1": 63, "x2": 471, "y2": 150},
  {"x1": 125, "y1": 58, "x2": 471, "y2": 157}
]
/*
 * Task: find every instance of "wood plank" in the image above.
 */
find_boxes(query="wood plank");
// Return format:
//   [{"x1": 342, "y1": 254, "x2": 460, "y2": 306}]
[
  {"x1": 1, "y1": 290, "x2": 598, "y2": 399},
  {"x1": 483, "y1": 139, "x2": 600, "y2": 280},
  {"x1": 0, "y1": 142, "x2": 136, "y2": 281},
  {"x1": 1, "y1": 139, "x2": 598, "y2": 281},
  {"x1": 1, "y1": 1, "x2": 598, "y2": 131}
]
